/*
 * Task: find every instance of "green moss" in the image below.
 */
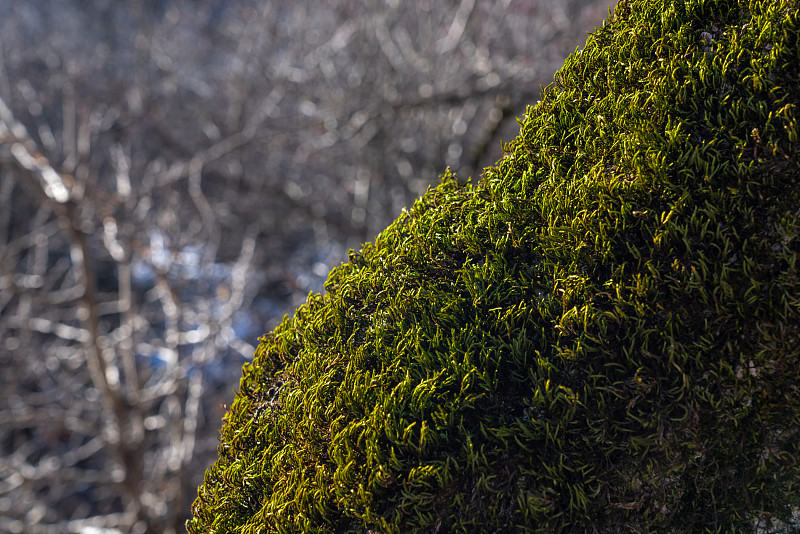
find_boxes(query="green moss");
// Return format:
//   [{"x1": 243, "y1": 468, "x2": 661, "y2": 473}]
[{"x1": 188, "y1": 0, "x2": 800, "y2": 532}]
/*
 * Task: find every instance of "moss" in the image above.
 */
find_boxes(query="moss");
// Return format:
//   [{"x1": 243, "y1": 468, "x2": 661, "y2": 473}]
[{"x1": 188, "y1": 0, "x2": 800, "y2": 532}]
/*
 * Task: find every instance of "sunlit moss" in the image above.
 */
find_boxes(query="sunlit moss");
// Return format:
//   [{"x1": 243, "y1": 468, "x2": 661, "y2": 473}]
[{"x1": 189, "y1": 1, "x2": 800, "y2": 532}]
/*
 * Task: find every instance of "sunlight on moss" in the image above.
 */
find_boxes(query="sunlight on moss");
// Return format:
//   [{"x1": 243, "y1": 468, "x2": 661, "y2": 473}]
[{"x1": 189, "y1": 1, "x2": 800, "y2": 532}]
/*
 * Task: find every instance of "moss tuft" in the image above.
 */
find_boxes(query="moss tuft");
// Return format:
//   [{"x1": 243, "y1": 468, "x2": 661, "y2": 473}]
[{"x1": 189, "y1": 1, "x2": 800, "y2": 532}]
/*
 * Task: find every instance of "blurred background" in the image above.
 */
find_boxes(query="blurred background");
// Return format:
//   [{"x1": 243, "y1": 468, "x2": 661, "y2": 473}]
[{"x1": 0, "y1": 1, "x2": 614, "y2": 532}]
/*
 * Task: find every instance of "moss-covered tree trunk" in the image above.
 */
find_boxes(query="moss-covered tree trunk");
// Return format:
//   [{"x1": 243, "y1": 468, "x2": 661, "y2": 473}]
[{"x1": 189, "y1": 1, "x2": 800, "y2": 532}]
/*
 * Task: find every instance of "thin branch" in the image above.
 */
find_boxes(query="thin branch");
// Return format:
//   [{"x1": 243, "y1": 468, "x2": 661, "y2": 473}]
[{"x1": 437, "y1": 0, "x2": 477, "y2": 54}]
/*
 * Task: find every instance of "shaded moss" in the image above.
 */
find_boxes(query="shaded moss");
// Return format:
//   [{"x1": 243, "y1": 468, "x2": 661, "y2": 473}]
[{"x1": 189, "y1": 0, "x2": 800, "y2": 532}]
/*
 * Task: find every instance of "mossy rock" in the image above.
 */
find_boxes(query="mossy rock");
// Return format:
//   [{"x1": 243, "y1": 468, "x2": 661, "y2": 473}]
[{"x1": 188, "y1": 0, "x2": 800, "y2": 532}]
